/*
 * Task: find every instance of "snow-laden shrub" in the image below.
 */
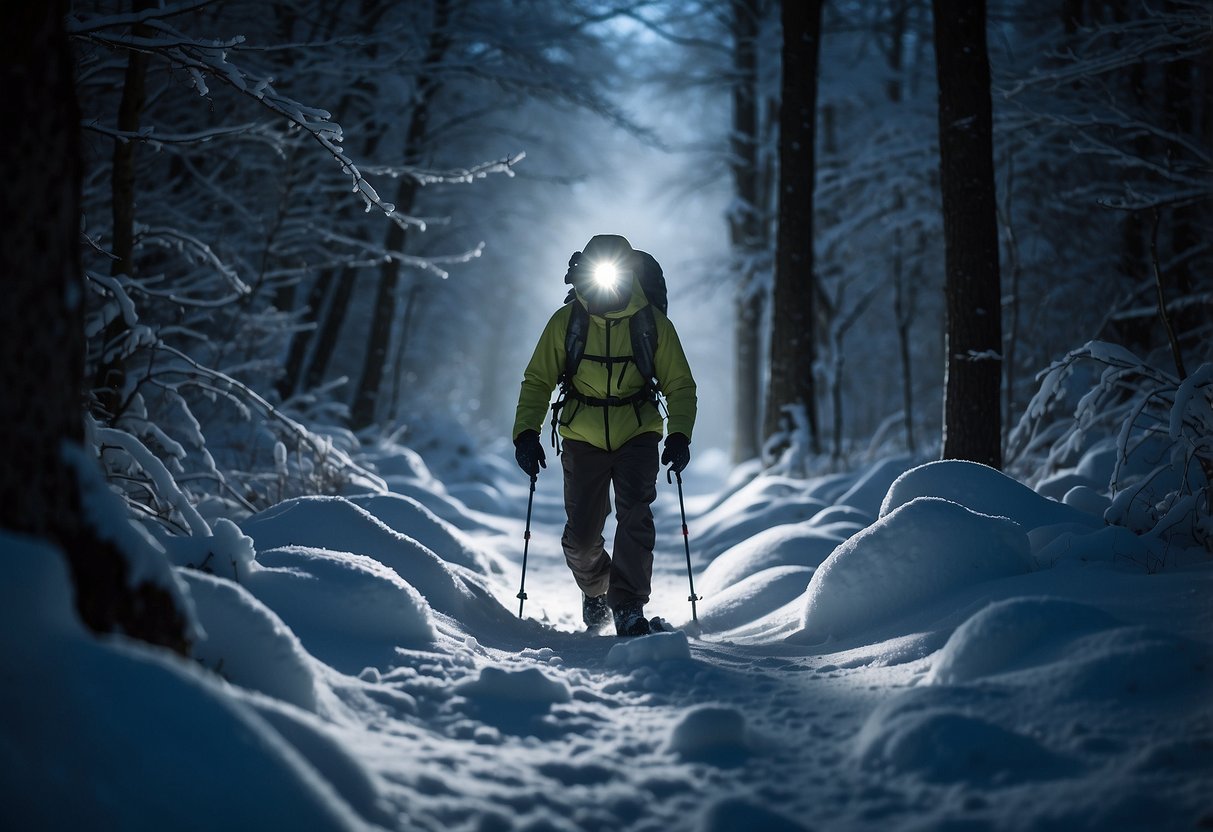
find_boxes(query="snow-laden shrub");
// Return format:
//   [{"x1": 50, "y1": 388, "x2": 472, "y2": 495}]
[
  {"x1": 761, "y1": 402, "x2": 817, "y2": 477},
  {"x1": 1008, "y1": 341, "x2": 1212, "y2": 565},
  {"x1": 86, "y1": 313, "x2": 387, "y2": 539}
]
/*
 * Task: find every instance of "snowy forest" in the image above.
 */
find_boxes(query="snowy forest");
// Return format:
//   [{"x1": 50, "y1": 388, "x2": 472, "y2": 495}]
[{"x1": 1, "y1": 0, "x2": 1210, "y2": 829}]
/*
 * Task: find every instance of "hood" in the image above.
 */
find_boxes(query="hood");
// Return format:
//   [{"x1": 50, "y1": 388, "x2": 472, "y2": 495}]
[{"x1": 575, "y1": 274, "x2": 649, "y2": 320}]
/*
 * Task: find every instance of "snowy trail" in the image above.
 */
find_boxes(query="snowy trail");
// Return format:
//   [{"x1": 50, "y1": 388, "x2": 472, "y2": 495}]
[
  {"x1": 5, "y1": 451, "x2": 1211, "y2": 831},
  {"x1": 303, "y1": 470, "x2": 899, "y2": 831},
  {"x1": 302, "y1": 463, "x2": 1211, "y2": 832}
]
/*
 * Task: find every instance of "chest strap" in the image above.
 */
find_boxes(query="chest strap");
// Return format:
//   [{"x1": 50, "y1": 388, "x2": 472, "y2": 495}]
[{"x1": 566, "y1": 387, "x2": 652, "y2": 408}]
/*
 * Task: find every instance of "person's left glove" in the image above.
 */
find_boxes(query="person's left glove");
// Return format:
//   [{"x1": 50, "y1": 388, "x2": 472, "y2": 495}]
[
  {"x1": 514, "y1": 429, "x2": 546, "y2": 478},
  {"x1": 661, "y1": 432, "x2": 691, "y2": 474}
]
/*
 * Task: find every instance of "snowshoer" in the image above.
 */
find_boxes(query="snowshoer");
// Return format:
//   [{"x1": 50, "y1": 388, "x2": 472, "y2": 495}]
[{"x1": 512, "y1": 234, "x2": 697, "y2": 636}]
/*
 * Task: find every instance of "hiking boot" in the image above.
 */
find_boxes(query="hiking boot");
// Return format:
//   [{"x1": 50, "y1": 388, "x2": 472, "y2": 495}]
[
  {"x1": 612, "y1": 601, "x2": 652, "y2": 637},
  {"x1": 582, "y1": 594, "x2": 611, "y2": 632}
]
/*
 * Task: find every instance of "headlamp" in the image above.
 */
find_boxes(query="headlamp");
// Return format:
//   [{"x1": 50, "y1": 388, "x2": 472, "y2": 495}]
[{"x1": 591, "y1": 261, "x2": 619, "y2": 291}]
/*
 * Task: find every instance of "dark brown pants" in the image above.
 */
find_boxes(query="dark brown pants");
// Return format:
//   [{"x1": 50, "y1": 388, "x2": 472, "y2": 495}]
[{"x1": 560, "y1": 432, "x2": 660, "y2": 609}]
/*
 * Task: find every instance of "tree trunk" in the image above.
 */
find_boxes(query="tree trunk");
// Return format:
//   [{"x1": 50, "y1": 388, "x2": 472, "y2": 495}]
[
  {"x1": 885, "y1": 0, "x2": 917, "y2": 454},
  {"x1": 734, "y1": 292, "x2": 765, "y2": 462},
  {"x1": 92, "y1": 0, "x2": 155, "y2": 422},
  {"x1": 275, "y1": 0, "x2": 389, "y2": 398},
  {"x1": 388, "y1": 282, "x2": 422, "y2": 423},
  {"x1": 1161, "y1": 35, "x2": 1204, "y2": 354},
  {"x1": 730, "y1": 0, "x2": 765, "y2": 463},
  {"x1": 351, "y1": 0, "x2": 451, "y2": 430},
  {"x1": 1, "y1": 1, "x2": 187, "y2": 653},
  {"x1": 764, "y1": 0, "x2": 824, "y2": 454},
  {"x1": 932, "y1": 0, "x2": 1003, "y2": 468},
  {"x1": 277, "y1": 269, "x2": 331, "y2": 398},
  {"x1": 302, "y1": 266, "x2": 358, "y2": 391},
  {"x1": 892, "y1": 242, "x2": 917, "y2": 456}
]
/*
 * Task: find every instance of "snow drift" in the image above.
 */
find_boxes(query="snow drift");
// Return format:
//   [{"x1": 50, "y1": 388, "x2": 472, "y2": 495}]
[{"x1": 793, "y1": 497, "x2": 1033, "y2": 645}]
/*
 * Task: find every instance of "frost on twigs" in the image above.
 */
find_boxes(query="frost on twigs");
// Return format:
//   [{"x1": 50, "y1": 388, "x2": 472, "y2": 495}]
[
  {"x1": 70, "y1": 13, "x2": 405, "y2": 224},
  {"x1": 1008, "y1": 341, "x2": 1212, "y2": 564}
]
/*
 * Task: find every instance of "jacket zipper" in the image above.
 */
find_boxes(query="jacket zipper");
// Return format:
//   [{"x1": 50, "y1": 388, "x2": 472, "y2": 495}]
[{"x1": 603, "y1": 318, "x2": 613, "y2": 451}]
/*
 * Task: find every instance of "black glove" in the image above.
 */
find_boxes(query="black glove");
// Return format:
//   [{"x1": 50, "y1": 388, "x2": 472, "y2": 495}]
[
  {"x1": 514, "y1": 430, "x2": 546, "y2": 478},
  {"x1": 661, "y1": 433, "x2": 690, "y2": 474}
]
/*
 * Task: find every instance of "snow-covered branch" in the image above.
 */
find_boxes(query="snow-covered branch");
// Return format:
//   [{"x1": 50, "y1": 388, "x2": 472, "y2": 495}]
[
  {"x1": 361, "y1": 151, "x2": 526, "y2": 185},
  {"x1": 72, "y1": 18, "x2": 417, "y2": 228}
]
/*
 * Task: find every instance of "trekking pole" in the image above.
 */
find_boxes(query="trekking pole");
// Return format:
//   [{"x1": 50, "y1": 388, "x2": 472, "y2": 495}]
[
  {"x1": 516, "y1": 474, "x2": 537, "y2": 618},
  {"x1": 668, "y1": 467, "x2": 701, "y2": 622}
]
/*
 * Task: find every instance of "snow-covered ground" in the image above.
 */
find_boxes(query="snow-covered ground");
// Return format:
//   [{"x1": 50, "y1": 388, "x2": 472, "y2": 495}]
[{"x1": 2, "y1": 443, "x2": 1211, "y2": 831}]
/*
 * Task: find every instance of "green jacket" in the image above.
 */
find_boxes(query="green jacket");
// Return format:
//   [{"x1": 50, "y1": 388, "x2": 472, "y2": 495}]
[{"x1": 512, "y1": 280, "x2": 697, "y2": 451}]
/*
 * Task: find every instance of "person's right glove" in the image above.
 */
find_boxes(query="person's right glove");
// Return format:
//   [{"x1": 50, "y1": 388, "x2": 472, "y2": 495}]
[
  {"x1": 661, "y1": 432, "x2": 691, "y2": 474},
  {"x1": 514, "y1": 430, "x2": 546, "y2": 478}
]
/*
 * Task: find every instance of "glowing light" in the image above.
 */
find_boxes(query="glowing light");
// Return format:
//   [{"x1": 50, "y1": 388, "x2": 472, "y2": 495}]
[{"x1": 592, "y1": 262, "x2": 619, "y2": 290}]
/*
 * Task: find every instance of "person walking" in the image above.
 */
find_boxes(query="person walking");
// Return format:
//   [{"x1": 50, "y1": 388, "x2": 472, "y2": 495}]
[{"x1": 512, "y1": 234, "x2": 697, "y2": 636}]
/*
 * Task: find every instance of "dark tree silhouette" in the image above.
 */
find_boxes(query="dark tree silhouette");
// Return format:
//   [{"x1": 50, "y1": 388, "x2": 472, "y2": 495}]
[
  {"x1": 765, "y1": 0, "x2": 824, "y2": 454},
  {"x1": 932, "y1": 0, "x2": 1003, "y2": 468},
  {"x1": 351, "y1": 0, "x2": 452, "y2": 429},
  {"x1": 0, "y1": 1, "x2": 188, "y2": 652},
  {"x1": 729, "y1": 0, "x2": 769, "y2": 463}
]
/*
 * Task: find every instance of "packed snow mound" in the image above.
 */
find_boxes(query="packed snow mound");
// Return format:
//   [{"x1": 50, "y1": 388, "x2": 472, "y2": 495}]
[
  {"x1": 694, "y1": 476, "x2": 828, "y2": 560},
  {"x1": 1061, "y1": 484, "x2": 1111, "y2": 516},
  {"x1": 605, "y1": 630, "x2": 692, "y2": 667},
  {"x1": 447, "y1": 480, "x2": 508, "y2": 515},
  {"x1": 699, "y1": 797, "x2": 806, "y2": 832},
  {"x1": 375, "y1": 478, "x2": 500, "y2": 533},
  {"x1": 347, "y1": 491, "x2": 502, "y2": 575},
  {"x1": 241, "y1": 697, "x2": 394, "y2": 827},
  {"x1": 1034, "y1": 625, "x2": 1211, "y2": 702},
  {"x1": 666, "y1": 705, "x2": 751, "y2": 767},
  {"x1": 881, "y1": 459, "x2": 1100, "y2": 529},
  {"x1": 250, "y1": 546, "x2": 434, "y2": 669},
  {"x1": 1033, "y1": 523, "x2": 1160, "y2": 568},
  {"x1": 801, "y1": 468, "x2": 865, "y2": 504},
  {"x1": 927, "y1": 597, "x2": 1120, "y2": 685},
  {"x1": 181, "y1": 570, "x2": 323, "y2": 712},
  {"x1": 240, "y1": 496, "x2": 484, "y2": 619},
  {"x1": 794, "y1": 497, "x2": 1032, "y2": 645},
  {"x1": 161, "y1": 517, "x2": 257, "y2": 581},
  {"x1": 806, "y1": 504, "x2": 872, "y2": 528},
  {"x1": 0, "y1": 535, "x2": 367, "y2": 831},
  {"x1": 698, "y1": 522, "x2": 844, "y2": 596},
  {"x1": 855, "y1": 702, "x2": 1074, "y2": 784},
  {"x1": 696, "y1": 474, "x2": 817, "y2": 528},
  {"x1": 1035, "y1": 438, "x2": 1119, "y2": 501},
  {"x1": 832, "y1": 455, "x2": 914, "y2": 516},
  {"x1": 456, "y1": 666, "x2": 571, "y2": 705},
  {"x1": 361, "y1": 442, "x2": 436, "y2": 485},
  {"x1": 454, "y1": 666, "x2": 572, "y2": 737},
  {"x1": 699, "y1": 566, "x2": 815, "y2": 633}
]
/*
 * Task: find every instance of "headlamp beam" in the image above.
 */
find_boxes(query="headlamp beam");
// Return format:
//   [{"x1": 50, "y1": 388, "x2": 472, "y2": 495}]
[{"x1": 591, "y1": 261, "x2": 620, "y2": 291}]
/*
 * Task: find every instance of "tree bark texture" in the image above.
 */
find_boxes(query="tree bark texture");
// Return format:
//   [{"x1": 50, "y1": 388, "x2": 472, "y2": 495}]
[
  {"x1": 1, "y1": 1, "x2": 187, "y2": 652},
  {"x1": 730, "y1": 0, "x2": 765, "y2": 463},
  {"x1": 351, "y1": 0, "x2": 451, "y2": 429},
  {"x1": 765, "y1": 0, "x2": 823, "y2": 453},
  {"x1": 92, "y1": 0, "x2": 155, "y2": 421},
  {"x1": 275, "y1": 0, "x2": 388, "y2": 399},
  {"x1": 302, "y1": 266, "x2": 358, "y2": 391},
  {"x1": 884, "y1": 1, "x2": 917, "y2": 454},
  {"x1": 932, "y1": 0, "x2": 1003, "y2": 468}
]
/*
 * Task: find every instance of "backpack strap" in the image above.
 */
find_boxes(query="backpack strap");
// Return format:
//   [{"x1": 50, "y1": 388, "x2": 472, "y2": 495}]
[
  {"x1": 564, "y1": 301, "x2": 589, "y2": 379},
  {"x1": 549, "y1": 302, "x2": 589, "y2": 454},
  {"x1": 628, "y1": 304, "x2": 659, "y2": 391}
]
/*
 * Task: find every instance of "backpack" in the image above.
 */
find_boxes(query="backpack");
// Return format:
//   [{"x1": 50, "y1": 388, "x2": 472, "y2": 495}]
[{"x1": 550, "y1": 250, "x2": 668, "y2": 450}]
